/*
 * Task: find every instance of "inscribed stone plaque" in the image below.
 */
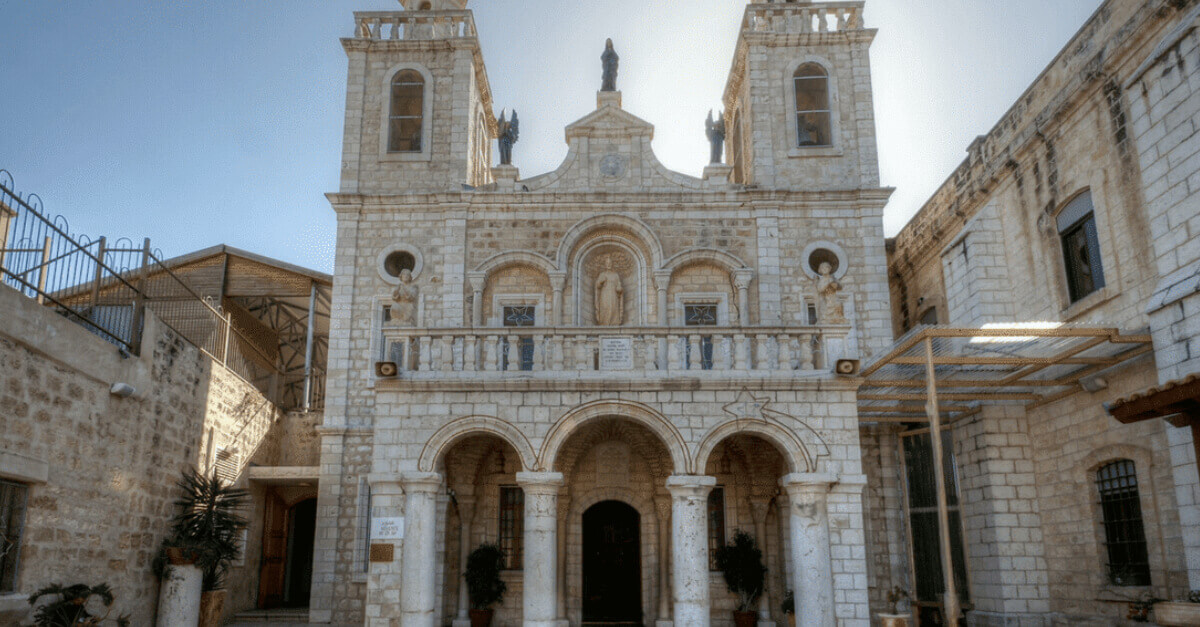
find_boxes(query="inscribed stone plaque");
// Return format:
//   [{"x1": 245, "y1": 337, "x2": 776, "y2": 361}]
[
  {"x1": 599, "y1": 337, "x2": 634, "y2": 370},
  {"x1": 369, "y1": 544, "x2": 394, "y2": 563},
  {"x1": 371, "y1": 517, "x2": 405, "y2": 540}
]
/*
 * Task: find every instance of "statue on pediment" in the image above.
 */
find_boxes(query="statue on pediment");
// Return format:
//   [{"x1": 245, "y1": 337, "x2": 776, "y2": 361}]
[
  {"x1": 706, "y1": 110, "x2": 726, "y2": 164},
  {"x1": 601, "y1": 39, "x2": 619, "y2": 92},
  {"x1": 498, "y1": 109, "x2": 519, "y2": 165}
]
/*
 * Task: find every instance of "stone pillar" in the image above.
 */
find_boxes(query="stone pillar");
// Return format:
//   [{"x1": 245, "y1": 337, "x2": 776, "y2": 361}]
[
  {"x1": 550, "y1": 272, "x2": 566, "y2": 326},
  {"x1": 452, "y1": 496, "x2": 476, "y2": 627},
  {"x1": 156, "y1": 564, "x2": 202, "y2": 627},
  {"x1": 667, "y1": 475, "x2": 717, "y2": 627},
  {"x1": 655, "y1": 497, "x2": 673, "y2": 627},
  {"x1": 750, "y1": 499, "x2": 775, "y2": 626},
  {"x1": 400, "y1": 472, "x2": 443, "y2": 627},
  {"x1": 518, "y1": 472, "x2": 567, "y2": 627},
  {"x1": 556, "y1": 498, "x2": 571, "y2": 621},
  {"x1": 734, "y1": 270, "x2": 755, "y2": 326},
  {"x1": 467, "y1": 273, "x2": 484, "y2": 327},
  {"x1": 655, "y1": 271, "x2": 672, "y2": 326},
  {"x1": 781, "y1": 473, "x2": 835, "y2": 627}
]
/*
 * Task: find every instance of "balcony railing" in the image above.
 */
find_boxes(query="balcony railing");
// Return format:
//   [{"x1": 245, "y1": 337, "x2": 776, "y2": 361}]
[
  {"x1": 380, "y1": 325, "x2": 852, "y2": 379},
  {"x1": 745, "y1": 2, "x2": 865, "y2": 34},
  {"x1": 352, "y1": 11, "x2": 477, "y2": 41}
]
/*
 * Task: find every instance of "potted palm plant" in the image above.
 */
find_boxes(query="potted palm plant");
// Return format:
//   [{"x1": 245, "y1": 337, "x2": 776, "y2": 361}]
[
  {"x1": 1155, "y1": 591, "x2": 1200, "y2": 626},
  {"x1": 464, "y1": 544, "x2": 507, "y2": 627},
  {"x1": 156, "y1": 468, "x2": 249, "y2": 627},
  {"x1": 715, "y1": 530, "x2": 766, "y2": 627}
]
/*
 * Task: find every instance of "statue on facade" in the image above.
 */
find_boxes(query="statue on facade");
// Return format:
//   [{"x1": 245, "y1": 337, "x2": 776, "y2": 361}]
[
  {"x1": 601, "y1": 39, "x2": 619, "y2": 92},
  {"x1": 497, "y1": 109, "x2": 519, "y2": 166},
  {"x1": 389, "y1": 269, "x2": 419, "y2": 326},
  {"x1": 706, "y1": 110, "x2": 726, "y2": 164},
  {"x1": 594, "y1": 255, "x2": 624, "y2": 326},
  {"x1": 816, "y1": 262, "x2": 846, "y2": 323}
]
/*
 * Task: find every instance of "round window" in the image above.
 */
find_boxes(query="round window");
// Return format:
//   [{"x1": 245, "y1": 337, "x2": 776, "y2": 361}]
[
  {"x1": 808, "y1": 248, "x2": 840, "y2": 276},
  {"x1": 800, "y1": 240, "x2": 848, "y2": 280},
  {"x1": 383, "y1": 251, "x2": 416, "y2": 278},
  {"x1": 377, "y1": 244, "x2": 424, "y2": 285}
]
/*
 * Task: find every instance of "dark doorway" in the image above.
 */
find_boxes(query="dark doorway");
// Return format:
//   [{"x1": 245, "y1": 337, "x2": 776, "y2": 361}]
[
  {"x1": 283, "y1": 498, "x2": 316, "y2": 608},
  {"x1": 582, "y1": 501, "x2": 641, "y2": 624},
  {"x1": 258, "y1": 494, "x2": 316, "y2": 610}
]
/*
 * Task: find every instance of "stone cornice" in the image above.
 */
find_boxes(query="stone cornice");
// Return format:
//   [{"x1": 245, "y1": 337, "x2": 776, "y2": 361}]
[{"x1": 374, "y1": 375, "x2": 863, "y2": 394}]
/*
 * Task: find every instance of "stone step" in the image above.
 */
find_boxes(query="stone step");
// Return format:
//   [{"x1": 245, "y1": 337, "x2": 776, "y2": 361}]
[{"x1": 227, "y1": 608, "x2": 312, "y2": 626}]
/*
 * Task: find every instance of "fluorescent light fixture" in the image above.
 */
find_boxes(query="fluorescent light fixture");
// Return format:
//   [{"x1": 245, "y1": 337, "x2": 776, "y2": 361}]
[{"x1": 969, "y1": 321, "x2": 1063, "y2": 344}]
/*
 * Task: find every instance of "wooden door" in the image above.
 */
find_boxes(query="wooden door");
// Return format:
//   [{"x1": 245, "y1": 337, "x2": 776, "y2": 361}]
[
  {"x1": 258, "y1": 491, "x2": 288, "y2": 609},
  {"x1": 582, "y1": 501, "x2": 641, "y2": 623}
]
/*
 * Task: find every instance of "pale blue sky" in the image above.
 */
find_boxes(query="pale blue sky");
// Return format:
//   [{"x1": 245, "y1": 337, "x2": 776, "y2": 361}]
[{"x1": 0, "y1": 1, "x2": 1102, "y2": 274}]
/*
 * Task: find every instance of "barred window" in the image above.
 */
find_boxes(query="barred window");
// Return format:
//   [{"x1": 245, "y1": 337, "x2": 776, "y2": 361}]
[
  {"x1": 498, "y1": 486, "x2": 524, "y2": 570},
  {"x1": 502, "y1": 306, "x2": 536, "y2": 371},
  {"x1": 685, "y1": 304, "x2": 718, "y2": 370},
  {"x1": 1096, "y1": 460, "x2": 1151, "y2": 586},
  {"x1": 707, "y1": 487, "x2": 726, "y2": 570},
  {"x1": 388, "y1": 70, "x2": 425, "y2": 153},
  {"x1": 0, "y1": 480, "x2": 28, "y2": 592}
]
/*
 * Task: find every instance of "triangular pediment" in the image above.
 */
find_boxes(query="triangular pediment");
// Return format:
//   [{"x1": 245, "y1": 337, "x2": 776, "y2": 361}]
[{"x1": 564, "y1": 104, "x2": 655, "y2": 141}]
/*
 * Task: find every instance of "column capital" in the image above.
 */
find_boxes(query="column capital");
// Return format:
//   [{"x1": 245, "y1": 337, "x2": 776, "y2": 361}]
[
  {"x1": 548, "y1": 271, "x2": 567, "y2": 289},
  {"x1": 517, "y1": 471, "x2": 565, "y2": 492},
  {"x1": 780, "y1": 472, "x2": 836, "y2": 497},
  {"x1": 653, "y1": 270, "x2": 673, "y2": 288},
  {"x1": 666, "y1": 475, "x2": 717, "y2": 499},
  {"x1": 400, "y1": 471, "x2": 444, "y2": 494},
  {"x1": 733, "y1": 269, "x2": 755, "y2": 289},
  {"x1": 466, "y1": 272, "x2": 486, "y2": 292},
  {"x1": 749, "y1": 498, "x2": 771, "y2": 524}
]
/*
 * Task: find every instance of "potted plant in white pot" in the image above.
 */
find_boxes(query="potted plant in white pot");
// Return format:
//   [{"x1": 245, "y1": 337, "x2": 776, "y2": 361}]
[
  {"x1": 1155, "y1": 591, "x2": 1200, "y2": 626},
  {"x1": 464, "y1": 544, "x2": 506, "y2": 627},
  {"x1": 714, "y1": 530, "x2": 767, "y2": 627},
  {"x1": 155, "y1": 469, "x2": 248, "y2": 627}
]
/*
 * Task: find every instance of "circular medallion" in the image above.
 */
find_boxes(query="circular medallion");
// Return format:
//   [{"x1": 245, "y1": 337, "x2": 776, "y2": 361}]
[{"x1": 599, "y1": 154, "x2": 626, "y2": 179}]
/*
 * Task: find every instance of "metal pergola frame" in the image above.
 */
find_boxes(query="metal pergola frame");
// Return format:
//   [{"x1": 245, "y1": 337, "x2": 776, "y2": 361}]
[{"x1": 856, "y1": 325, "x2": 1153, "y2": 622}]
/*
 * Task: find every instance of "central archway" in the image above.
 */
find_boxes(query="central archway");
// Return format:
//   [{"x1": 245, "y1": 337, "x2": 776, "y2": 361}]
[{"x1": 582, "y1": 500, "x2": 642, "y2": 624}]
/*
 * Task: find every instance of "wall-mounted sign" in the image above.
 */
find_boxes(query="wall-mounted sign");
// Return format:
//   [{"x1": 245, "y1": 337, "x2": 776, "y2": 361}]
[
  {"x1": 599, "y1": 337, "x2": 634, "y2": 370},
  {"x1": 371, "y1": 516, "x2": 405, "y2": 541}
]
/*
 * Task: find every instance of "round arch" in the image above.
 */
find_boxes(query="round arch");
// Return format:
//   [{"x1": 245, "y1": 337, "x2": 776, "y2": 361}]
[
  {"x1": 539, "y1": 400, "x2": 689, "y2": 474},
  {"x1": 693, "y1": 421, "x2": 811, "y2": 475},
  {"x1": 418, "y1": 415, "x2": 539, "y2": 473},
  {"x1": 661, "y1": 248, "x2": 751, "y2": 277},
  {"x1": 471, "y1": 250, "x2": 560, "y2": 280},
  {"x1": 556, "y1": 214, "x2": 665, "y2": 271}
]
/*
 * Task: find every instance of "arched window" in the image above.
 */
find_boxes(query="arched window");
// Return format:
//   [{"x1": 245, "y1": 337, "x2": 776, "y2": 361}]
[
  {"x1": 793, "y1": 63, "x2": 832, "y2": 147},
  {"x1": 388, "y1": 70, "x2": 425, "y2": 153},
  {"x1": 1057, "y1": 191, "x2": 1105, "y2": 303},
  {"x1": 1096, "y1": 460, "x2": 1151, "y2": 586}
]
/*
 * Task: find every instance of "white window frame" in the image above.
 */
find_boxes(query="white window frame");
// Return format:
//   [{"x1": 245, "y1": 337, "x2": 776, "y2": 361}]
[
  {"x1": 380, "y1": 62, "x2": 434, "y2": 162},
  {"x1": 784, "y1": 56, "x2": 844, "y2": 158}
]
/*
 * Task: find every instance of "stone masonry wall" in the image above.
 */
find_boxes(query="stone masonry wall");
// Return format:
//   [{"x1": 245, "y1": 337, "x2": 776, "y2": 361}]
[{"x1": 0, "y1": 284, "x2": 291, "y2": 625}]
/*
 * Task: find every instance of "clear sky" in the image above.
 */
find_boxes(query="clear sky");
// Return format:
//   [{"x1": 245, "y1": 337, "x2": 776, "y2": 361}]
[{"x1": 0, "y1": 0, "x2": 1102, "y2": 274}]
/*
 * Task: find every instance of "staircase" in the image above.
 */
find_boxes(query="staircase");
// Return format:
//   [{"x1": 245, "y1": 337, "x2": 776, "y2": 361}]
[{"x1": 226, "y1": 608, "x2": 312, "y2": 626}]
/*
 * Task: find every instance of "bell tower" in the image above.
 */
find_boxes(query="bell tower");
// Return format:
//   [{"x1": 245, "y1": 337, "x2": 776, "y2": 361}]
[
  {"x1": 338, "y1": 0, "x2": 495, "y2": 194},
  {"x1": 722, "y1": 0, "x2": 880, "y2": 190}
]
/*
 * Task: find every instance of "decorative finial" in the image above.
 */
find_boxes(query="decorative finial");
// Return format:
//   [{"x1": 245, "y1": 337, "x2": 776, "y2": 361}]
[{"x1": 601, "y1": 38, "x2": 619, "y2": 92}]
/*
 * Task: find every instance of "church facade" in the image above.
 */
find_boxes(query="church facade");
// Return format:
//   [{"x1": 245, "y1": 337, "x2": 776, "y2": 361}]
[{"x1": 313, "y1": 1, "x2": 890, "y2": 626}]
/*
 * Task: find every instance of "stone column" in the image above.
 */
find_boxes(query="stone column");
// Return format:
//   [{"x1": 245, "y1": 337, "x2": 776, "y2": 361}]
[
  {"x1": 781, "y1": 474, "x2": 835, "y2": 627},
  {"x1": 400, "y1": 471, "x2": 443, "y2": 627},
  {"x1": 655, "y1": 497, "x2": 673, "y2": 627},
  {"x1": 550, "y1": 272, "x2": 566, "y2": 326},
  {"x1": 452, "y1": 496, "x2": 476, "y2": 627},
  {"x1": 518, "y1": 472, "x2": 567, "y2": 627},
  {"x1": 750, "y1": 498, "x2": 775, "y2": 626},
  {"x1": 734, "y1": 270, "x2": 754, "y2": 326},
  {"x1": 467, "y1": 273, "x2": 485, "y2": 327},
  {"x1": 655, "y1": 271, "x2": 672, "y2": 326},
  {"x1": 556, "y1": 497, "x2": 571, "y2": 622},
  {"x1": 667, "y1": 475, "x2": 717, "y2": 627}
]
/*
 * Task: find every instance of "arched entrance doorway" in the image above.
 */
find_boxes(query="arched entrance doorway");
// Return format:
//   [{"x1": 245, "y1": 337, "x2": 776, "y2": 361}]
[{"x1": 582, "y1": 500, "x2": 641, "y2": 625}]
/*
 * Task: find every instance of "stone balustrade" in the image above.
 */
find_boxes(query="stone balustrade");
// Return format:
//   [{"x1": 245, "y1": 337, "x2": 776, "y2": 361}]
[
  {"x1": 746, "y1": 1, "x2": 865, "y2": 34},
  {"x1": 352, "y1": 11, "x2": 476, "y2": 41},
  {"x1": 379, "y1": 325, "x2": 852, "y2": 378}
]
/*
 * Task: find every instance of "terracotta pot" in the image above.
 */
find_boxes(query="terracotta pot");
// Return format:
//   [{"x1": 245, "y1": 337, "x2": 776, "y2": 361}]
[
  {"x1": 164, "y1": 546, "x2": 198, "y2": 565},
  {"x1": 734, "y1": 610, "x2": 758, "y2": 627},
  {"x1": 198, "y1": 589, "x2": 226, "y2": 627},
  {"x1": 787, "y1": 613, "x2": 796, "y2": 627},
  {"x1": 1155, "y1": 602, "x2": 1200, "y2": 626},
  {"x1": 878, "y1": 613, "x2": 911, "y2": 627},
  {"x1": 469, "y1": 608, "x2": 494, "y2": 627}
]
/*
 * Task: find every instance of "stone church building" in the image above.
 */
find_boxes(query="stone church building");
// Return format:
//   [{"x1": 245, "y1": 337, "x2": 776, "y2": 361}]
[{"x1": 1, "y1": 0, "x2": 1199, "y2": 626}]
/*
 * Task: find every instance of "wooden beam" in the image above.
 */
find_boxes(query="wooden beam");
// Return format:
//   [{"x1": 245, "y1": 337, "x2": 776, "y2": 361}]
[{"x1": 925, "y1": 338, "x2": 961, "y2": 624}]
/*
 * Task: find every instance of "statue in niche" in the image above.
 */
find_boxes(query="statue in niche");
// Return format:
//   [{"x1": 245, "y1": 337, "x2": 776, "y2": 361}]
[
  {"x1": 388, "y1": 269, "x2": 419, "y2": 326},
  {"x1": 706, "y1": 110, "x2": 726, "y2": 164},
  {"x1": 601, "y1": 38, "x2": 619, "y2": 92},
  {"x1": 594, "y1": 255, "x2": 625, "y2": 326},
  {"x1": 816, "y1": 262, "x2": 846, "y2": 323},
  {"x1": 497, "y1": 109, "x2": 519, "y2": 165}
]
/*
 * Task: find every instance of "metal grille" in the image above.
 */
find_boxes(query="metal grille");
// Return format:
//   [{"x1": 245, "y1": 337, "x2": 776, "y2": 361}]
[
  {"x1": 902, "y1": 432, "x2": 970, "y2": 606},
  {"x1": 503, "y1": 306, "x2": 535, "y2": 371},
  {"x1": 1096, "y1": 460, "x2": 1151, "y2": 586},
  {"x1": 685, "y1": 304, "x2": 717, "y2": 370},
  {"x1": 498, "y1": 486, "x2": 524, "y2": 570},
  {"x1": 0, "y1": 481, "x2": 28, "y2": 592},
  {"x1": 707, "y1": 487, "x2": 726, "y2": 571}
]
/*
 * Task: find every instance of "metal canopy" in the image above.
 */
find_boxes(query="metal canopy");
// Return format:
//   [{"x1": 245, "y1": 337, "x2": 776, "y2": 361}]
[{"x1": 858, "y1": 324, "x2": 1154, "y2": 425}]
